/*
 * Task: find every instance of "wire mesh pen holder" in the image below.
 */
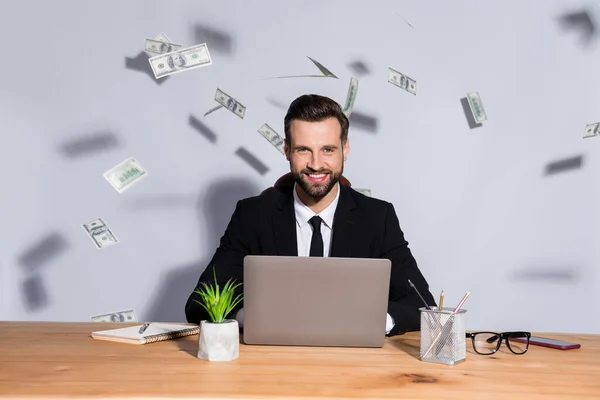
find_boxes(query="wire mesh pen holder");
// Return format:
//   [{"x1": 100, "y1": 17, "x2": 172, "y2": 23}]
[{"x1": 419, "y1": 307, "x2": 467, "y2": 365}]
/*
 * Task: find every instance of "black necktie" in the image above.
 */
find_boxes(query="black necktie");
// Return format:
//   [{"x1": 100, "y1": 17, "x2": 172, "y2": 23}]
[{"x1": 308, "y1": 216, "x2": 324, "y2": 257}]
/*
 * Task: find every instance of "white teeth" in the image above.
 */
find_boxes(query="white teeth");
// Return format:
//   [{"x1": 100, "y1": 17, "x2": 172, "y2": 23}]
[{"x1": 309, "y1": 174, "x2": 325, "y2": 178}]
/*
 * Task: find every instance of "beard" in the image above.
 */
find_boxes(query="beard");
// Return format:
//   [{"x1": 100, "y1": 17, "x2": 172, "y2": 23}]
[{"x1": 291, "y1": 164, "x2": 343, "y2": 200}]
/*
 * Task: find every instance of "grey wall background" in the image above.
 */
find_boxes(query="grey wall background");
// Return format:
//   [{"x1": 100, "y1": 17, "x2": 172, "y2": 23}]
[{"x1": 1, "y1": 0, "x2": 599, "y2": 334}]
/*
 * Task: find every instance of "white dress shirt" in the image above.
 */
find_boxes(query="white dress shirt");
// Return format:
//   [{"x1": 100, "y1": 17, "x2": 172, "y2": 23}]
[{"x1": 236, "y1": 183, "x2": 395, "y2": 334}]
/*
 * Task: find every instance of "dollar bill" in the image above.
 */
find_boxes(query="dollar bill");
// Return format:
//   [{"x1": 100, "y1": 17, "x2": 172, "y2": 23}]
[
  {"x1": 103, "y1": 157, "x2": 148, "y2": 193},
  {"x1": 466, "y1": 92, "x2": 488, "y2": 123},
  {"x1": 144, "y1": 37, "x2": 183, "y2": 55},
  {"x1": 148, "y1": 43, "x2": 212, "y2": 79},
  {"x1": 91, "y1": 309, "x2": 137, "y2": 322},
  {"x1": 583, "y1": 122, "x2": 600, "y2": 138},
  {"x1": 144, "y1": 32, "x2": 174, "y2": 57},
  {"x1": 388, "y1": 67, "x2": 417, "y2": 95},
  {"x1": 82, "y1": 218, "x2": 119, "y2": 249},
  {"x1": 258, "y1": 123, "x2": 285, "y2": 155},
  {"x1": 342, "y1": 77, "x2": 359, "y2": 117},
  {"x1": 215, "y1": 88, "x2": 246, "y2": 119},
  {"x1": 307, "y1": 56, "x2": 338, "y2": 78},
  {"x1": 203, "y1": 104, "x2": 223, "y2": 117},
  {"x1": 354, "y1": 188, "x2": 371, "y2": 197}
]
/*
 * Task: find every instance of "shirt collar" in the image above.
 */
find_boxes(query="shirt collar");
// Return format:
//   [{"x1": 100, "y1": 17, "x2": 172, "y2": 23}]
[{"x1": 293, "y1": 181, "x2": 341, "y2": 229}]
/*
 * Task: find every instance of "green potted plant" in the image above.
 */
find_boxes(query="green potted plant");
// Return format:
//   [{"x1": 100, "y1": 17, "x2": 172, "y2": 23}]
[{"x1": 192, "y1": 266, "x2": 243, "y2": 361}]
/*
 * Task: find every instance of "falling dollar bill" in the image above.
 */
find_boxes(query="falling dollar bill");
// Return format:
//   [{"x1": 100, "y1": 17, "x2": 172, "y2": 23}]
[
  {"x1": 261, "y1": 57, "x2": 338, "y2": 79},
  {"x1": 258, "y1": 123, "x2": 285, "y2": 155},
  {"x1": 103, "y1": 157, "x2": 148, "y2": 193},
  {"x1": 215, "y1": 88, "x2": 246, "y2": 119},
  {"x1": 144, "y1": 32, "x2": 175, "y2": 57},
  {"x1": 144, "y1": 37, "x2": 183, "y2": 55},
  {"x1": 82, "y1": 218, "x2": 119, "y2": 249},
  {"x1": 342, "y1": 77, "x2": 359, "y2": 117},
  {"x1": 203, "y1": 104, "x2": 223, "y2": 117},
  {"x1": 354, "y1": 188, "x2": 371, "y2": 197},
  {"x1": 91, "y1": 309, "x2": 137, "y2": 322},
  {"x1": 466, "y1": 92, "x2": 488, "y2": 123},
  {"x1": 388, "y1": 67, "x2": 416, "y2": 95},
  {"x1": 583, "y1": 122, "x2": 600, "y2": 138},
  {"x1": 307, "y1": 56, "x2": 338, "y2": 78},
  {"x1": 148, "y1": 43, "x2": 212, "y2": 79}
]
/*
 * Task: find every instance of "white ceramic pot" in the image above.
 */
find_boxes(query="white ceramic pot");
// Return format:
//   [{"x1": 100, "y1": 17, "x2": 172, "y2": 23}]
[{"x1": 197, "y1": 319, "x2": 240, "y2": 361}]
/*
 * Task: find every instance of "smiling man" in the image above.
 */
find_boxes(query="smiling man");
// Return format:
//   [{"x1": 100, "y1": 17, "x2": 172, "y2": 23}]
[{"x1": 185, "y1": 94, "x2": 435, "y2": 336}]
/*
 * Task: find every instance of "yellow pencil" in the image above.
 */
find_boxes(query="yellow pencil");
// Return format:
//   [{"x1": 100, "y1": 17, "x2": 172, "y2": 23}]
[{"x1": 439, "y1": 291, "x2": 444, "y2": 311}]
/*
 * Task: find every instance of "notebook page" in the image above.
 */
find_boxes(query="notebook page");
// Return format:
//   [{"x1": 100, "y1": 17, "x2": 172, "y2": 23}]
[{"x1": 92, "y1": 323, "x2": 195, "y2": 339}]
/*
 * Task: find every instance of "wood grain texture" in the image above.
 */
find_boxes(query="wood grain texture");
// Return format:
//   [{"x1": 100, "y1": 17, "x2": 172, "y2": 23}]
[{"x1": 0, "y1": 322, "x2": 599, "y2": 399}]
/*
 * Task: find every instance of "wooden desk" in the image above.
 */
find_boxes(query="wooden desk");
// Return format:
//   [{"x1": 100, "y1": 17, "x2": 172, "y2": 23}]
[{"x1": 0, "y1": 322, "x2": 599, "y2": 399}]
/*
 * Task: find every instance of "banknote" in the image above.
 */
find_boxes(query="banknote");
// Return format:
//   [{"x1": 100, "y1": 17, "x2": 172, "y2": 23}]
[
  {"x1": 342, "y1": 77, "x2": 359, "y2": 117},
  {"x1": 388, "y1": 67, "x2": 417, "y2": 95},
  {"x1": 203, "y1": 104, "x2": 223, "y2": 117},
  {"x1": 144, "y1": 37, "x2": 183, "y2": 55},
  {"x1": 103, "y1": 157, "x2": 148, "y2": 193},
  {"x1": 144, "y1": 32, "x2": 174, "y2": 56},
  {"x1": 262, "y1": 57, "x2": 338, "y2": 80},
  {"x1": 258, "y1": 123, "x2": 285, "y2": 155},
  {"x1": 91, "y1": 309, "x2": 137, "y2": 322},
  {"x1": 466, "y1": 92, "x2": 488, "y2": 123},
  {"x1": 148, "y1": 43, "x2": 212, "y2": 79},
  {"x1": 215, "y1": 88, "x2": 246, "y2": 119},
  {"x1": 307, "y1": 56, "x2": 338, "y2": 78},
  {"x1": 583, "y1": 122, "x2": 600, "y2": 138},
  {"x1": 354, "y1": 188, "x2": 371, "y2": 197},
  {"x1": 82, "y1": 218, "x2": 119, "y2": 249}
]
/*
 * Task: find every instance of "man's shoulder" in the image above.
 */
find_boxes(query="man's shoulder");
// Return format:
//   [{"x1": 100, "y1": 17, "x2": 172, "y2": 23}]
[
  {"x1": 345, "y1": 186, "x2": 392, "y2": 210},
  {"x1": 236, "y1": 186, "x2": 291, "y2": 210}
]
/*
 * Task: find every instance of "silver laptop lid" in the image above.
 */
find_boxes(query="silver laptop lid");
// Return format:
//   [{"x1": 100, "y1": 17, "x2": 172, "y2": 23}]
[{"x1": 242, "y1": 255, "x2": 391, "y2": 348}]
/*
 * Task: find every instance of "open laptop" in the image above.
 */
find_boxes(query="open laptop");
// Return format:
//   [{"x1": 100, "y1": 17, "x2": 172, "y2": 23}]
[{"x1": 242, "y1": 255, "x2": 391, "y2": 348}]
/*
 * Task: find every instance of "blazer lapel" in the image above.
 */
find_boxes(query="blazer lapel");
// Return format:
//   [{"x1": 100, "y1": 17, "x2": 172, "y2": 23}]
[
  {"x1": 330, "y1": 185, "x2": 357, "y2": 258},
  {"x1": 272, "y1": 187, "x2": 298, "y2": 256}
]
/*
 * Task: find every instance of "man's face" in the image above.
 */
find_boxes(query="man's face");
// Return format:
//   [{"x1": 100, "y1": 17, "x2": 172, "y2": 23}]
[{"x1": 285, "y1": 117, "x2": 349, "y2": 199}]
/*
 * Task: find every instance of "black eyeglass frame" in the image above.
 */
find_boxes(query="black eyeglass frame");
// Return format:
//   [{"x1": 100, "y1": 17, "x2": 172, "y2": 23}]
[{"x1": 466, "y1": 331, "x2": 531, "y2": 355}]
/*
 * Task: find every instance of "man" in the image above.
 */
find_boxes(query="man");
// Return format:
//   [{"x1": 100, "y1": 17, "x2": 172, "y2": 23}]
[{"x1": 185, "y1": 94, "x2": 436, "y2": 336}]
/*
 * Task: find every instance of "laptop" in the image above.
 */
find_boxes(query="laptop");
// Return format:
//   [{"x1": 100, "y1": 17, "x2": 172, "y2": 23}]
[{"x1": 242, "y1": 255, "x2": 391, "y2": 348}]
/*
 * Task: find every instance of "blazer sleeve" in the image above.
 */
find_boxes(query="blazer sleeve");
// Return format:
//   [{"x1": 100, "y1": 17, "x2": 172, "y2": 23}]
[
  {"x1": 381, "y1": 203, "x2": 436, "y2": 336},
  {"x1": 184, "y1": 200, "x2": 250, "y2": 324}
]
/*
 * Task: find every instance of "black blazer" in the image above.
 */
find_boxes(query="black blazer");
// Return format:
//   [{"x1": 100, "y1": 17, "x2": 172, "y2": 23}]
[{"x1": 184, "y1": 184, "x2": 436, "y2": 336}]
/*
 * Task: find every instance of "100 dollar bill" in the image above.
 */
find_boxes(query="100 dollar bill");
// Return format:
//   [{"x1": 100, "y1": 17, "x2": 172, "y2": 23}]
[
  {"x1": 91, "y1": 309, "x2": 137, "y2": 322},
  {"x1": 466, "y1": 92, "x2": 488, "y2": 123},
  {"x1": 144, "y1": 37, "x2": 183, "y2": 55},
  {"x1": 342, "y1": 77, "x2": 359, "y2": 117},
  {"x1": 388, "y1": 67, "x2": 416, "y2": 95},
  {"x1": 103, "y1": 157, "x2": 147, "y2": 193},
  {"x1": 215, "y1": 88, "x2": 246, "y2": 119},
  {"x1": 148, "y1": 43, "x2": 212, "y2": 79},
  {"x1": 82, "y1": 218, "x2": 119, "y2": 249},
  {"x1": 258, "y1": 123, "x2": 285, "y2": 155},
  {"x1": 583, "y1": 122, "x2": 600, "y2": 138}
]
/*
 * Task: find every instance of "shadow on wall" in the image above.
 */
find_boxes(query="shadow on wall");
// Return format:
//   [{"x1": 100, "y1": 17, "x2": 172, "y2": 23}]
[{"x1": 145, "y1": 177, "x2": 262, "y2": 323}]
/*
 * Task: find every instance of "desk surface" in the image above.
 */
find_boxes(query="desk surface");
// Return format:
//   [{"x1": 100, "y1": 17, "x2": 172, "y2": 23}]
[{"x1": 0, "y1": 322, "x2": 599, "y2": 399}]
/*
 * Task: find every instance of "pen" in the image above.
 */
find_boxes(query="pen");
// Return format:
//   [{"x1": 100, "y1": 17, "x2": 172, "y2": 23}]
[
  {"x1": 438, "y1": 290, "x2": 444, "y2": 311},
  {"x1": 139, "y1": 323, "x2": 150, "y2": 334},
  {"x1": 453, "y1": 290, "x2": 471, "y2": 313},
  {"x1": 408, "y1": 279, "x2": 431, "y2": 310}
]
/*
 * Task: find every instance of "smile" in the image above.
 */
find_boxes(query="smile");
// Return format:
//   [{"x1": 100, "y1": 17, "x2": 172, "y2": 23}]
[{"x1": 305, "y1": 173, "x2": 328, "y2": 183}]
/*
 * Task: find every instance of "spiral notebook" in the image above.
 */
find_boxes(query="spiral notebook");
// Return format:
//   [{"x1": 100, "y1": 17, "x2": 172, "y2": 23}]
[{"x1": 91, "y1": 323, "x2": 200, "y2": 345}]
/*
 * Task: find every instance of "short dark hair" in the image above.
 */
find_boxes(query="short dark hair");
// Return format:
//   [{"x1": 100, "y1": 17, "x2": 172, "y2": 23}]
[{"x1": 284, "y1": 94, "x2": 349, "y2": 146}]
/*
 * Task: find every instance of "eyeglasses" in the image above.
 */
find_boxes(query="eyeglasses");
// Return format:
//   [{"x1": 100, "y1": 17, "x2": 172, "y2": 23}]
[{"x1": 466, "y1": 331, "x2": 531, "y2": 355}]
